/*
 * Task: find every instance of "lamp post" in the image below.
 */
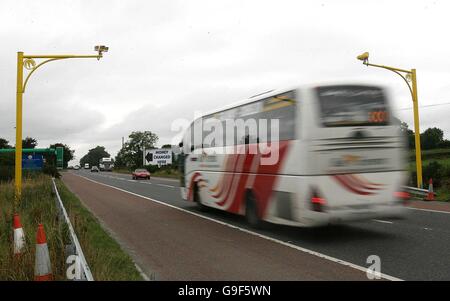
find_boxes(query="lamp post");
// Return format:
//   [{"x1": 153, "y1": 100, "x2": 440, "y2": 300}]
[
  {"x1": 15, "y1": 46, "x2": 109, "y2": 202},
  {"x1": 356, "y1": 52, "x2": 423, "y2": 188}
]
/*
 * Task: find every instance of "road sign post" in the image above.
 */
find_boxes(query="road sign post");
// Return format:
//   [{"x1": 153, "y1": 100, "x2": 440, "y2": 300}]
[
  {"x1": 56, "y1": 147, "x2": 64, "y2": 170},
  {"x1": 356, "y1": 52, "x2": 423, "y2": 188}
]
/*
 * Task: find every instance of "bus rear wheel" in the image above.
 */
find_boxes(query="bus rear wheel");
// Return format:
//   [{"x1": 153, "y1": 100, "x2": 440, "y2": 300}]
[{"x1": 245, "y1": 192, "x2": 262, "y2": 228}]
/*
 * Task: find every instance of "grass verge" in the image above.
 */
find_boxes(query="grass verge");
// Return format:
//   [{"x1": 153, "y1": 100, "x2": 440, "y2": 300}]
[
  {"x1": 54, "y1": 179, "x2": 143, "y2": 280},
  {"x1": 408, "y1": 149, "x2": 450, "y2": 201},
  {"x1": 0, "y1": 174, "x2": 143, "y2": 280},
  {"x1": 0, "y1": 175, "x2": 69, "y2": 280},
  {"x1": 151, "y1": 169, "x2": 180, "y2": 179}
]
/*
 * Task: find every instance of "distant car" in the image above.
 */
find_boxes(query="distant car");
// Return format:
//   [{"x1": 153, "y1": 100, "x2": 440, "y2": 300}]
[
  {"x1": 74, "y1": 165, "x2": 80, "y2": 170},
  {"x1": 132, "y1": 168, "x2": 151, "y2": 180},
  {"x1": 91, "y1": 166, "x2": 99, "y2": 172}
]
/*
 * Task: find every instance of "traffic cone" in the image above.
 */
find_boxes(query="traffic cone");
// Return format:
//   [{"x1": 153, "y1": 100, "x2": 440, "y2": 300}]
[
  {"x1": 34, "y1": 224, "x2": 53, "y2": 281},
  {"x1": 425, "y1": 178, "x2": 435, "y2": 201},
  {"x1": 13, "y1": 214, "x2": 25, "y2": 256}
]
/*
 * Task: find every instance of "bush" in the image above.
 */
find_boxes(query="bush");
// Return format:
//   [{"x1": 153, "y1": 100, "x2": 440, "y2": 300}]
[
  {"x1": 410, "y1": 160, "x2": 448, "y2": 188},
  {"x1": 0, "y1": 166, "x2": 14, "y2": 182},
  {"x1": 145, "y1": 164, "x2": 177, "y2": 174},
  {"x1": 42, "y1": 162, "x2": 61, "y2": 179},
  {"x1": 0, "y1": 153, "x2": 15, "y2": 182},
  {"x1": 438, "y1": 140, "x2": 450, "y2": 148},
  {"x1": 145, "y1": 165, "x2": 159, "y2": 173}
]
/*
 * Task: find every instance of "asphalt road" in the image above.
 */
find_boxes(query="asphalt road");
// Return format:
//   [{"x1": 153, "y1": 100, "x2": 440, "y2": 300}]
[{"x1": 63, "y1": 170, "x2": 450, "y2": 280}]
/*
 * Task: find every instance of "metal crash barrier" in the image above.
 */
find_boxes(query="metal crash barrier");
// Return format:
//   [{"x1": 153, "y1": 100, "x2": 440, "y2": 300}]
[{"x1": 52, "y1": 178, "x2": 94, "y2": 281}]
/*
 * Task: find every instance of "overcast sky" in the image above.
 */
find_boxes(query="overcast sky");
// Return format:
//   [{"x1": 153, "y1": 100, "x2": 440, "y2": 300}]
[{"x1": 1, "y1": 0, "x2": 449, "y2": 164}]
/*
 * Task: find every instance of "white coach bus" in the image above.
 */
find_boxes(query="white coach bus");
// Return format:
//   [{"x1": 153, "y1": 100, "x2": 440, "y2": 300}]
[{"x1": 179, "y1": 84, "x2": 409, "y2": 227}]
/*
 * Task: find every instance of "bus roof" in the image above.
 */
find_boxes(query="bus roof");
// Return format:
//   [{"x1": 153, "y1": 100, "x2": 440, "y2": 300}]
[
  {"x1": 192, "y1": 82, "x2": 387, "y2": 122},
  {"x1": 199, "y1": 86, "x2": 298, "y2": 119}
]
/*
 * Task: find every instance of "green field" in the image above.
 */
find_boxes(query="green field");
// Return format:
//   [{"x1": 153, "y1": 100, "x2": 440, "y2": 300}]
[
  {"x1": 408, "y1": 158, "x2": 450, "y2": 172},
  {"x1": 409, "y1": 148, "x2": 450, "y2": 162},
  {"x1": 408, "y1": 148, "x2": 450, "y2": 201}
]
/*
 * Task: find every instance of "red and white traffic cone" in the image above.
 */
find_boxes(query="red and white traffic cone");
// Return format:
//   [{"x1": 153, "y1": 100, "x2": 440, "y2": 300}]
[
  {"x1": 425, "y1": 178, "x2": 435, "y2": 201},
  {"x1": 34, "y1": 224, "x2": 53, "y2": 281},
  {"x1": 13, "y1": 213, "x2": 25, "y2": 256}
]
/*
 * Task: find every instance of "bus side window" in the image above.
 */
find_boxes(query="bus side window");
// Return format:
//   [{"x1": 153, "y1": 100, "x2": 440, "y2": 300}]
[{"x1": 260, "y1": 91, "x2": 296, "y2": 142}]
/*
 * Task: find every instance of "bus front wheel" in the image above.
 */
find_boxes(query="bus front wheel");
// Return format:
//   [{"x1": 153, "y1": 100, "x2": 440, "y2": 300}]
[{"x1": 193, "y1": 184, "x2": 208, "y2": 211}]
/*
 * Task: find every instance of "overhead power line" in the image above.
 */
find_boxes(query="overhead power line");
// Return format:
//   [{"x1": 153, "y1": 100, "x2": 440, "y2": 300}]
[{"x1": 395, "y1": 102, "x2": 450, "y2": 111}]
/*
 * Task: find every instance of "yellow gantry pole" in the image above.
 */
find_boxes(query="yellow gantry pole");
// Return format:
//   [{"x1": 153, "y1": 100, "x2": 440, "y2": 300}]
[
  {"x1": 15, "y1": 52, "x2": 24, "y2": 203},
  {"x1": 357, "y1": 52, "x2": 423, "y2": 188},
  {"x1": 13, "y1": 47, "x2": 107, "y2": 201},
  {"x1": 411, "y1": 69, "x2": 423, "y2": 188}
]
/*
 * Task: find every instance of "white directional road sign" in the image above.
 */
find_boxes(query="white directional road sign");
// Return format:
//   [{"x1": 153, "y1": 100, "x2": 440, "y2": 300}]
[{"x1": 144, "y1": 149, "x2": 172, "y2": 166}]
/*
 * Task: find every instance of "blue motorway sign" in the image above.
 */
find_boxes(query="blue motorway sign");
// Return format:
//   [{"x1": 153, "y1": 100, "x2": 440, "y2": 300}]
[{"x1": 22, "y1": 153, "x2": 44, "y2": 170}]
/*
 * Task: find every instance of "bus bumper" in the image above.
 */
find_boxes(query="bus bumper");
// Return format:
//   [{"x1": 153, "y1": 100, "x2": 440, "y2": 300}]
[{"x1": 298, "y1": 203, "x2": 408, "y2": 227}]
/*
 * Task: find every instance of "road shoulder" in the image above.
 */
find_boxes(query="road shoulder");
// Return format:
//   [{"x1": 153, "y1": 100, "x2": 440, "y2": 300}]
[{"x1": 408, "y1": 200, "x2": 450, "y2": 213}]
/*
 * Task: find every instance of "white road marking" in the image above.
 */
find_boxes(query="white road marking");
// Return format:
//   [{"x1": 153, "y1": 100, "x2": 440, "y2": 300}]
[
  {"x1": 134, "y1": 263, "x2": 151, "y2": 281},
  {"x1": 157, "y1": 183, "x2": 176, "y2": 188},
  {"x1": 72, "y1": 173, "x2": 402, "y2": 281},
  {"x1": 423, "y1": 227, "x2": 432, "y2": 231},
  {"x1": 407, "y1": 207, "x2": 450, "y2": 215},
  {"x1": 372, "y1": 219, "x2": 393, "y2": 224}
]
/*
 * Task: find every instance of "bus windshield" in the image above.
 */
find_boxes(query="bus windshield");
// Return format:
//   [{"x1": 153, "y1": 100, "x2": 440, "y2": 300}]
[{"x1": 316, "y1": 85, "x2": 389, "y2": 127}]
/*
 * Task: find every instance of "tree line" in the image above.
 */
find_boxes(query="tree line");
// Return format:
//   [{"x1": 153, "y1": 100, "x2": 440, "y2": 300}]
[
  {"x1": 79, "y1": 131, "x2": 176, "y2": 171},
  {"x1": 400, "y1": 123, "x2": 450, "y2": 150},
  {"x1": 79, "y1": 146, "x2": 111, "y2": 168}
]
